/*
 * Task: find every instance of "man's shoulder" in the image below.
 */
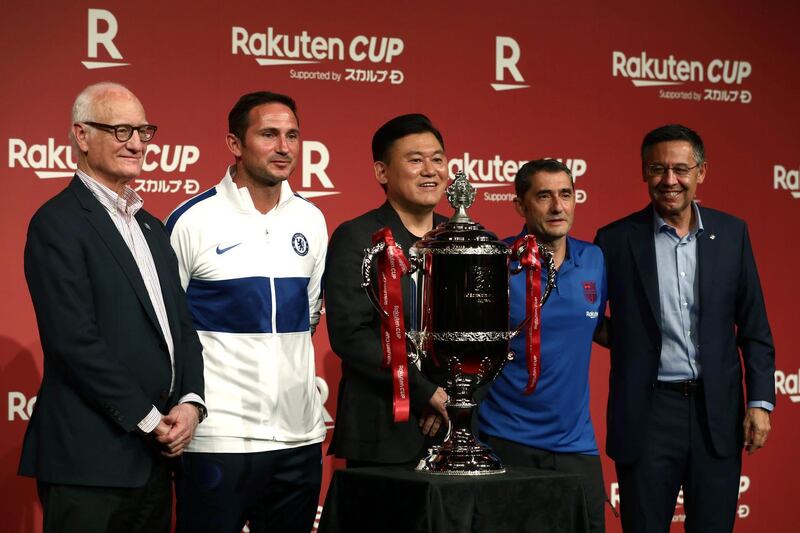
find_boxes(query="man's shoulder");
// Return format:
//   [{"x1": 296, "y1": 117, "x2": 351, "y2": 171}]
[
  {"x1": 698, "y1": 205, "x2": 745, "y2": 229},
  {"x1": 287, "y1": 192, "x2": 326, "y2": 224},
  {"x1": 29, "y1": 180, "x2": 85, "y2": 228},
  {"x1": 164, "y1": 185, "x2": 220, "y2": 235},
  {"x1": 596, "y1": 206, "x2": 651, "y2": 238},
  {"x1": 331, "y1": 206, "x2": 385, "y2": 236},
  {"x1": 568, "y1": 236, "x2": 602, "y2": 257},
  {"x1": 568, "y1": 239, "x2": 605, "y2": 278}
]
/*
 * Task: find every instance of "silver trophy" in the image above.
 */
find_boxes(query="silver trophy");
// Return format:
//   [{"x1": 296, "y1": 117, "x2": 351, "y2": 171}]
[{"x1": 363, "y1": 171, "x2": 554, "y2": 474}]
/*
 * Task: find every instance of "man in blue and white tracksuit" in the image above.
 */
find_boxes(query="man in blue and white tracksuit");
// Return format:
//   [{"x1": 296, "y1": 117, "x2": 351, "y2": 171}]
[
  {"x1": 166, "y1": 91, "x2": 327, "y2": 533},
  {"x1": 478, "y1": 159, "x2": 609, "y2": 532}
]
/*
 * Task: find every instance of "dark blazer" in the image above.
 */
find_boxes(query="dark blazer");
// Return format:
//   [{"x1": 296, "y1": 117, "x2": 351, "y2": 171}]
[
  {"x1": 325, "y1": 201, "x2": 446, "y2": 462},
  {"x1": 595, "y1": 205, "x2": 775, "y2": 463},
  {"x1": 19, "y1": 176, "x2": 204, "y2": 488}
]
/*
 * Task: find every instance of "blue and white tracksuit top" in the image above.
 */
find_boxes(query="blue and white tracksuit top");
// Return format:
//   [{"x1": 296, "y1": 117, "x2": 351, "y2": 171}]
[{"x1": 166, "y1": 167, "x2": 327, "y2": 453}]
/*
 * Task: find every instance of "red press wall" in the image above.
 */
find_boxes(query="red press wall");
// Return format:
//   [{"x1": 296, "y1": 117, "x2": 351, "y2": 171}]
[{"x1": 2, "y1": 2, "x2": 798, "y2": 531}]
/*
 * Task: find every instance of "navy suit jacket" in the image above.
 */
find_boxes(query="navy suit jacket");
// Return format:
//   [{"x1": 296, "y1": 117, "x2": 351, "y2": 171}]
[
  {"x1": 595, "y1": 205, "x2": 775, "y2": 463},
  {"x1": 19, "y1": 176, "x2": 204, "y2": 487},
  {"x1": 325, "y1": 201, "x2": 446, "y2": 462}
]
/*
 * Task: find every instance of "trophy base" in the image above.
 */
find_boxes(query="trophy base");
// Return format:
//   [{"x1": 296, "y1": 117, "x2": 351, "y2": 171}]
[{"x1": 416, "y1": 440, "x2": 505, "y2": 475}]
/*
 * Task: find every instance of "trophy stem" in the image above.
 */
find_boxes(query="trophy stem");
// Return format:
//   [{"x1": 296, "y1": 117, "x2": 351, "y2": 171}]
[{"x1": 417, "y1": 390, "x2": 505, "y2": 475}]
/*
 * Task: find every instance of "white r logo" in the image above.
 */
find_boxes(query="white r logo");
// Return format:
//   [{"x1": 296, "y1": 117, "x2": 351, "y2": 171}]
[
  {"x1": 492, "y1": 36, "x2": 529, "y2": 91},
  {"x1": 83, "y1": 9, "x2": 130, "y2": 69}
]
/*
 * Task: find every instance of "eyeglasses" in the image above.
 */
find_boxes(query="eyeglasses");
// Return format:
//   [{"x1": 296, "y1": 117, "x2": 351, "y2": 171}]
[
  {"x1": 83, "y1": 121, "x2": 158, "y2": 143},
  {"x1": 646, "y1": 163, "x2": 701, "y2": 178}
]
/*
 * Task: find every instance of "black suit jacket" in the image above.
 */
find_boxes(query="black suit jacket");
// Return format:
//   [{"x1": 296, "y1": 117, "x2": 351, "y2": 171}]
[
  {"x1": 595, "y1": 205, "x2": 775, "y2": 463},
  {"x1": 19, "y1": 176, "x2": 204, "y2": 487},
  {"x1": 325, "y1": 201, "x2": 446, "y2": 462}
]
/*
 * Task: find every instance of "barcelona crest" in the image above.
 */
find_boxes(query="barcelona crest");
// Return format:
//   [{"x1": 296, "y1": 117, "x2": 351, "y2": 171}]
[{"x1": 582, "y1": 281, "x2": 597, "y2": 304}]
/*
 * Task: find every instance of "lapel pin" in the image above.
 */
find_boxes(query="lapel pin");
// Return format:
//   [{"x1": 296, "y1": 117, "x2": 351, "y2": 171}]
[
  {"x1": 143, "y1": 222, "x2": 151, "y2": 231},
  {"x1": 709, "y1": 233, "x2": 715, "y2": 240}
]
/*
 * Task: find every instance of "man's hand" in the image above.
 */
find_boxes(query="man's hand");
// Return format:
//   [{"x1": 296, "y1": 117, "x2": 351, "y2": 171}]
[
  {"x1": 743, "y1": 407, "x2": 771, "y2": 455},
  {"x1": 419, "y1": 411, "x2": 444, "y2": 437},
  {"x1": 428, "y1": 387, "x2": 449, "y2": 419},
  {"x1": 418, "y1": 387, "x2": 449, "y2": 437},
  {"x1": 155, "y1": 403, "x2": 201, "y2": 458}
]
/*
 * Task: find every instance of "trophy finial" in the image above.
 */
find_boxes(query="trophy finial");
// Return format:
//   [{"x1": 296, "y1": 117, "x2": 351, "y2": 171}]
[{"x1": 446, "y1": 171, "x2": 476, "y2": 223}]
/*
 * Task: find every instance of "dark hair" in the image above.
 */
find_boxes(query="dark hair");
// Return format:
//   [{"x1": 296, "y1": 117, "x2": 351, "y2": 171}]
[
  {"x1": 372, "y1": 113, "x2": 444, "y2": 163},
  {"x1": 641, "y1": 124, "x2": 705, "y2": 164},
  {"x1": 514, "y1": 159, "x2": 574, "y2": 198},
  {"x1": 228, "y1": 91, "x2": 298, "y2": 143}
]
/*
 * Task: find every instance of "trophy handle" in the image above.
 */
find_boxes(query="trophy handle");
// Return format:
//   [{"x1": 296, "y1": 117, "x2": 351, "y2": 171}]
[
  {"x1": 406, "y1": 331, "x2": 427, "y2": 364},
  {"x1": 509, "y1": 242, "x2": 557, "y2": 339},
  {"x1": 361, "y1": 241, "x2": 388, "y2": 317}
]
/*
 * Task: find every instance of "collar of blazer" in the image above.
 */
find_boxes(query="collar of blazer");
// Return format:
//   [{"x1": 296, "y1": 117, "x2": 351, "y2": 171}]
[{"x1": 68, "y1": 176, "x2": 171, "y2": 346}]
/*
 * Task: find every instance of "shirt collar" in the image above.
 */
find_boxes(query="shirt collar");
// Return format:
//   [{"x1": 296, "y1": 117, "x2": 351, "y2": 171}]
[
  {"x1": 222, "y1": 165, "x2": 295, "y2": 213},
  {"x1": 652, "y1": 201, "x2": 704, "y2": 239},
  {"x1": 76, "y1": 169, "x2": 143, "y2": 217},
  {"x1": 515, "y1": 224, "x2": 576, "y2": 267}
]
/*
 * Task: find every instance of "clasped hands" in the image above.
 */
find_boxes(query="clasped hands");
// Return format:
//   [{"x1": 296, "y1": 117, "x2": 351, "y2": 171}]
[{"x1": 152, "y1": 403, "x2": 201, "y2": 457}]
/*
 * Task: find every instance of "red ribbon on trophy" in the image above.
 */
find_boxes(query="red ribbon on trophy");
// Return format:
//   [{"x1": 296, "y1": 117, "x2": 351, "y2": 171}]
[
  {"x1": 371, "y1": 228, "x2": 412, "y2": 422},
  {"x1": 511, "y1": 234, "x2": 543, "y2": 395}
]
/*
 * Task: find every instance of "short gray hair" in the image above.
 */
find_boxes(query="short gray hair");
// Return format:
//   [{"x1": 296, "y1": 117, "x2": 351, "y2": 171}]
[
  {"x1": 72, "y1": 81, "x2": 131, "y2": 123},
  {"x1": 70, "y1": 82, "x2": 132, "y2": 145}
]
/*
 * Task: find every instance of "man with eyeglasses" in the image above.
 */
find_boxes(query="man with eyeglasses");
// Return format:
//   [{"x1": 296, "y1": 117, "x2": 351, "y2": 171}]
[
  {"x1": 594, "y1": 124, "x2": 775, "y2": 532},
  {"x1": 19, "y1": 82, "x2": 206, "y2": 533},
  {"x1": 166, "y1": 91, "x2": 327, "y2": 533}
]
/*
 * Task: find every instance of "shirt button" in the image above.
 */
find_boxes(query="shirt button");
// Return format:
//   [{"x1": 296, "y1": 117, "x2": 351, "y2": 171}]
[{"x1": 680, "y1": 272, "x2": 686, "y2": 277}]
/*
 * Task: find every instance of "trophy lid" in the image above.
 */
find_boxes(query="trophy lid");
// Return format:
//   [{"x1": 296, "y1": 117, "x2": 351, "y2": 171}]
[{"x1": 414, "y1": 171, "x2": 508, "y2": 254}]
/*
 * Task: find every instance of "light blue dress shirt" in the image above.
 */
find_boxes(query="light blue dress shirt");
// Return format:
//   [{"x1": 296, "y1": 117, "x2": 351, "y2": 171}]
[{"x1": 653, "y1": 204, "x2": 703, "y2": 381}]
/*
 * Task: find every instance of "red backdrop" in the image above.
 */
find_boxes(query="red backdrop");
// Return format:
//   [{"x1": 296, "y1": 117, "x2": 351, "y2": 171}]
[{"x1": 2, "y1": 1, "x2": 799, "y2": 531}]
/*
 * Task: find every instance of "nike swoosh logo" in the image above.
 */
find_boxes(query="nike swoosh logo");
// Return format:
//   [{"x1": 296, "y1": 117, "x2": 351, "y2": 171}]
[{"x1": 216, "y1": 243, "x2": 242, "y2": 254}]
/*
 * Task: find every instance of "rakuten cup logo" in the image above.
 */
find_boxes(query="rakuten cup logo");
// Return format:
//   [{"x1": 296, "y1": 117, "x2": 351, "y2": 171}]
[
  {"x1": 7, "y1": 137, "x2": 203, "y2": 195},
  {"x1": 7, "y1": 391, "x2": 37, "y2": 421},
  {"x1": 492, "y1": 36, "x2": 529, "y2": 91},
  {"x1": 775, "y1": 368, "x2": 800, "y2": 402},
  {"x1": 774, "y1": 164, "x2": 800, "y2": 199},
  {"x1": 611, "y1": 50, "x2": 754, "y2": 104},
  {"x1": 82, "y1": 8, "x2": 129, "y2": 69},
  {"x1": 299, "y1": 141, "x2": 339, "y2": 199},
  {"x1": 232, "y1": 26, "x2": 405, "y2": 85},
  {"x1": 448, "y1": 155, "x2": 588, "y2": 204}
]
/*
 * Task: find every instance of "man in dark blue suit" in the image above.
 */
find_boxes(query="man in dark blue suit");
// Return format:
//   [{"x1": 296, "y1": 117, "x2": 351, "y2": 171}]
[
  {"x1": 594, "y1": 124, "x2": 775, "y2": 532},
  {"x1": 20, "y1": 82, "x2": 205, "y2": 533}
]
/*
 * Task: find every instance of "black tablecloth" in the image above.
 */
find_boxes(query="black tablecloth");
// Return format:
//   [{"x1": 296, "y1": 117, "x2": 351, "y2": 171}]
[{"x1": 317, "y1": 465, "x2": 589, "y2": 533}]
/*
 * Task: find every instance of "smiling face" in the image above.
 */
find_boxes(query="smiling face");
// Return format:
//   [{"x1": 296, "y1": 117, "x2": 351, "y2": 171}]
[
  {"x1": 514, "y1": 170, "x2": 575, "y2": 245},
  {"x1": 643, "y1": 140, "x2": 706, "y2": 225},
  {"x1": 227, "y1": 102, "x2": 300, "y2": 187},
  {"x1": 72, "y1": 89, "x2": 148, "y2": 190},
  {"x1": 374, "y1": 132, "x2": 448, "y2": 215}
]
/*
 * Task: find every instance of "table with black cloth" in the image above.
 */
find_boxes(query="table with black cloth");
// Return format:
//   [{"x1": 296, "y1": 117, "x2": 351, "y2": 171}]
[{"x1": 317, "y1": 464, "x2": 589, "y2": 533}]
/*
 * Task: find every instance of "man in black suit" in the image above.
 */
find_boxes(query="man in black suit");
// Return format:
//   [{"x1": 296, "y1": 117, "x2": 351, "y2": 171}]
[
  {"x1": 20, "y1": 82, "x2": 205, "y2": 533},
  {"x1": 325, "y1": 114, "x2": 449, "y2": 466},
  {"x1": 594, "y1": 124, "x2": 775, "y2": 532}
]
